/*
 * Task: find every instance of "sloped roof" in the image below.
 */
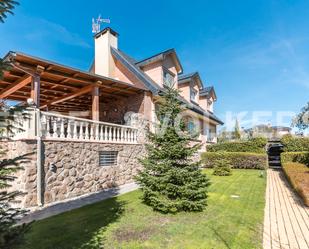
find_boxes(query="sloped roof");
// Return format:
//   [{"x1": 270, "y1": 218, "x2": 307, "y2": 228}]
[
  {"x1": 111, "y1": 47, "x2": 161, "y2": 94},
  {"x1": 199, "y1": 86, "x2": 217, "y2": 100},
  {"x1": 136, "y1": 48, "x2": 183, "y2": 73},
  {"x1": 111, "y1": 48, "x2": 223, "y2": 124},
  {"x1": 178, "y1": 72, "x2": 203, "y2": 88}
]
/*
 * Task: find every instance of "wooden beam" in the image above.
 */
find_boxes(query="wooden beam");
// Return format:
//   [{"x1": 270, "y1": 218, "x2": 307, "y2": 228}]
[
  {"x1": 40, "y1": 84, "x2": 94, "y2": 109},
  {"x1": 92, "y1": 86, "x2": 100, "y2": 121},
  {"x1": 0, "y1": 75, "x2": 32, "y2": 99}
]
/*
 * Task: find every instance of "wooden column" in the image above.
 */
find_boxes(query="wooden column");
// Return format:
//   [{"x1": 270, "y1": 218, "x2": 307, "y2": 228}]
[
  {"x1": 92, "y1": 86, "x2": 100, "y2": 121},
  {"x1": 31, "y1": 74, "x2": 40, "y2": 107},
  {"x1": 31, "y1": 66, "x2": 44, "y2": 108}
]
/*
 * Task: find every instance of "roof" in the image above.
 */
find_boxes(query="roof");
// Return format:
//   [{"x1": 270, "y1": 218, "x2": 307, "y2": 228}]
[
  {"x1": 135, "y1": 48, "x2": 183, "y2": 74},
  {"x1": 199, "y1": 86, "x2": 217, "y2": 100},
  {"x1": 111, "y1": 49, "x2": 222, "y2": 124},
  {"x1": 178, "y1": 72, "x2": 203, "y2": 88},
  {"x1": 111, "y1": 48, "x2": 161, "y2": 95},
  {"x1": 0, "y1": 51, "x2": 145, "y2": 112},
  {"x1": 167, "y1": 93, "x2": 223, "y2": 125}
]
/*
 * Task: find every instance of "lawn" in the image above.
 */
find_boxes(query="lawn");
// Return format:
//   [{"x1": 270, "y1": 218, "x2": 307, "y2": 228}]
[{"x1": 18, "y1": 169, "x2": 266, "y2": 249}]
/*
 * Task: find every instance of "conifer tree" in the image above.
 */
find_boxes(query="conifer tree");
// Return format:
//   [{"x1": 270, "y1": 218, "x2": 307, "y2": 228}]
[
  {"x1": 136, "y1": 87, "x2": 210, "y2": 213},
  {"x1": 0, "y1": 0, "x2": 19, "y2": 23},
  {"x1": 0, "y1": 104, "x2": 29, "y2": 248},
  {"x1": 233, "y1": 119, "x2": 241, "y2": 140}
]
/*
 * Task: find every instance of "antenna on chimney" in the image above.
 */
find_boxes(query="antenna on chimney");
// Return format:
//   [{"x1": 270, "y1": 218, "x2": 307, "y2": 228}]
[{"x1": 92, "y1": 14, "x2": 111, "y2": 34}]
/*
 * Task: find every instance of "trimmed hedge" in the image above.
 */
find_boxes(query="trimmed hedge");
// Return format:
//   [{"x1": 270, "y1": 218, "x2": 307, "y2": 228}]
[
  {"x1": 282, "y1": 162, "x2": 309, "y2": 207},
  {"x1": 201, "y1": 152, "x2": 268, "y2": 169},
  {"x1": 281, "y1": 135, "x2": 309, "y2": 152},
  {"x1": 206, "y1": 137, "x2": 267, "y2": 153},
  {"x1": 281, "y1": 152, "x2": 309, "y2": 165}
]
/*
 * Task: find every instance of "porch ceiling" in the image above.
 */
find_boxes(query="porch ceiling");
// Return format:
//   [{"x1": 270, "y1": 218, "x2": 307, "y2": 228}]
[{"x1": 0, "y1": 52, "x2": 145, "y2": 112}]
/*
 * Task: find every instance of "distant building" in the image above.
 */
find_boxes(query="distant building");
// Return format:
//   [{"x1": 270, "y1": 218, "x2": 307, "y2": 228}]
[{"x1": 244, "y1": 125, "x2": 291, "y2": 140}]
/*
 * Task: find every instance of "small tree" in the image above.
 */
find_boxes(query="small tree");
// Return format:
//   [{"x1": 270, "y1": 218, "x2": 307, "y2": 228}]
[
  {"x1": 293, "y1": 102, "x2": 309, "y2": 131},
  {"x1": 136, "y1": 87, "x2": 210, "y2": 213},
  {"x1": 233, "y1": 119, "x2": 241, "y2": 140},
  {"x1": 213, "y1": 153, "x2": 232, "y2": 176}
]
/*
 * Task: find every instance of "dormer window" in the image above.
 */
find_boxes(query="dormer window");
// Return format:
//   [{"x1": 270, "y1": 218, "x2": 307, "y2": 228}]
[
  {"x1": 163, "y1": 69, "x2": 175, "y2": 87},
  {"x1": 190, "y1": 87, "x2": 198, "y2": 102}
]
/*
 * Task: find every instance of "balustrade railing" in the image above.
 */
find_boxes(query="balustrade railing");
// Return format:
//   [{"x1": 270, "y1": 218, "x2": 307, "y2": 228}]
[
  {"x1": 40, "y1": 112, "x2": 138, "y2": 143},
  {"x1": 8, "y1": 109, "x2": 138, "y2": 143}
]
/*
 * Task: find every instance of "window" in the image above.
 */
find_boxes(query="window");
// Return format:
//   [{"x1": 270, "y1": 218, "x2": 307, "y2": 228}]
[
  {"x1": 190, "y1": 88, "x2": 197, "y2": 102},
  {"x1": 99, "y1": 151, "x2": 118, "y2": 166},
  {"x1": 163, "y1": 70, "x2": 174, "y2": 87}
]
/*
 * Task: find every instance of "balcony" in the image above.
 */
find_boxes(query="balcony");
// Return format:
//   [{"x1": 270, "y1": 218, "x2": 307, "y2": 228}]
[{"x1": 11, "y1": 109, "x2": 139, "y2": 144}]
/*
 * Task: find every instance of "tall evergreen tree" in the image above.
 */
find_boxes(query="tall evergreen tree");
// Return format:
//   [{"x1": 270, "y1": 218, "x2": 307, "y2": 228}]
[
  {"x1": 0, "y1": 0, "x2": 19, "y2": 23},
  {"x1": 0, "y1": 3, "x2": 28, "y2": 247},
  {"x1": 233, "y1": 119, "x2": 241, "y2": 140},
  {"x1": 0, "y1": 104, "x2": 30, "y2": 249},
  {"x1": 136, "y1": 87, "x2": 210, "y2": 213}
]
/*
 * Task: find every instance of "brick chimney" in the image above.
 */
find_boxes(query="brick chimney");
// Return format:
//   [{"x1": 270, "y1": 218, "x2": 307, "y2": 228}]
[{"x1": 94, "y1": 27, "x2": 118, "y2": 77}]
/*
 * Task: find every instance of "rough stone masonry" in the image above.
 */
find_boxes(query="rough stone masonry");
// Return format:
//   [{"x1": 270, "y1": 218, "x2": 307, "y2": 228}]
[{"x1": 3, "y1": 140, "x2": 144, "y2": 209}]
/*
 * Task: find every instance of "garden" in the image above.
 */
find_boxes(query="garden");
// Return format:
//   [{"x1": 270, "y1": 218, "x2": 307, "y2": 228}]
[{"x1": 17, "y1": 169, "x2": 266, "y2": 249}]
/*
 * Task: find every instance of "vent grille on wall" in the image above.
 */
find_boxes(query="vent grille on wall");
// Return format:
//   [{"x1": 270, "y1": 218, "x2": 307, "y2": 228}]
[{"x1": 99, "y1": 151, "x2": 118, "y2": 166}]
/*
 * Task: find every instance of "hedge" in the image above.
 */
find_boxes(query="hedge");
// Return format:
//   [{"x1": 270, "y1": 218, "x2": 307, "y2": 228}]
[
  {"x1": 281, "y1": 135, "x2": 309, "y2": 152},
  {"x1": 201, "y1": 152, "x2": 268, "y2": 169},
  {"x1": 206, "y1": 137, "x2": 267, "y2": 153},
  {"x1": 281, "y1": 152, "x2": 309, "y2": 165},
  {"x1": 282, "y1": 162, "x2": 309, "y2": 207}
]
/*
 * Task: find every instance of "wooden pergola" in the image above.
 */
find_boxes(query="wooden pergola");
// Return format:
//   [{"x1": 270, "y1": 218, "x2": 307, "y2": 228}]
[{"x1": 0, "y1": 52, "x2": 145, "y2": 120}]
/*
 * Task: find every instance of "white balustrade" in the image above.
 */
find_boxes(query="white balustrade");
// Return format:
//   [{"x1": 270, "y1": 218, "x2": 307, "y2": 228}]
[{"x1": 39, "y1": 111, "x2": 138, "y2": 143}]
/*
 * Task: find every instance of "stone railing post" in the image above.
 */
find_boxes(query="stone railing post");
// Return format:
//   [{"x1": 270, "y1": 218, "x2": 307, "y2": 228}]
[{"x1": 124, "y1": 112, "x2": 148, "y2": 144}]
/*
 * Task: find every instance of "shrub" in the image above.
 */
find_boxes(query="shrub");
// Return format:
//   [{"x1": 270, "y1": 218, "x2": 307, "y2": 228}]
[
  {"x1": 213, "y1": 155, "x2": 232, "y2": 176},
  {"x1": 201, "y1": 152, "x2": 268, "y2": 169},
  {"x1": 281, "y1": 152, "x2": 309, "y2": 165},
  {"x1": 282, "y1": 162, "x2": 309, "y2": 206},
  {"x1": 281, "y1": 134, "x2": 309, "y2": 152},
  {"x1": 207, "y1": 137, "x2": 267, "y2": 153}
]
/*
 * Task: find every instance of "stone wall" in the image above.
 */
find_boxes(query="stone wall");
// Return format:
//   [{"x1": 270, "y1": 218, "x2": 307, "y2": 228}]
[
  {"x1": 42, "y1": 141, "x2": 144, "y2": 206},
  {"x1": 0, "y1": 140, "x2": 38, "y2": 207},
  {"x1": 3, "y1": 139, "x2": 144, "y2": 209}
]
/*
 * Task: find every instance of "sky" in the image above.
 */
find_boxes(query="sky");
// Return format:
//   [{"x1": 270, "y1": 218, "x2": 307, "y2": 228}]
[{"x1": 0, "y1": 0, "x2": 308, "y2": 130}]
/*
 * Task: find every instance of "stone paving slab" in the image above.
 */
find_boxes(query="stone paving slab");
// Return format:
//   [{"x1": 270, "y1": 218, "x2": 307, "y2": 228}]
[
  {"x1": 263, "y1": 169, "x2": 309, "y2": 249},
  {"x1": 19, "y1": 182, "x2": 138, "y2": 224}
]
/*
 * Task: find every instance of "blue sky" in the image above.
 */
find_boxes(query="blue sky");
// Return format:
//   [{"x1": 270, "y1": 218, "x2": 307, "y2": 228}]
[{"x1": 1, "y1": 0, "x2": 308, "y2": 130}]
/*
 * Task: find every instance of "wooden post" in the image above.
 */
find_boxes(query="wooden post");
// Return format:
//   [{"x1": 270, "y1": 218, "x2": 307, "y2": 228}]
[
  {"x1": 92, "y1": 86, "x2": 100, "y2": 121},
  {"x1": 31, "y1": 66, "x2": 44, "y2": 108},
  {"x1": 31, "y1": 74, "x2": 40, "y2": 107}
]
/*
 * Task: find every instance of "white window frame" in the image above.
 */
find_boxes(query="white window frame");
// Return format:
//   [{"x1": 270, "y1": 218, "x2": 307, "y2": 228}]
[{"x1": 163, "y1": 69, "x2": 175, "y2": 87}]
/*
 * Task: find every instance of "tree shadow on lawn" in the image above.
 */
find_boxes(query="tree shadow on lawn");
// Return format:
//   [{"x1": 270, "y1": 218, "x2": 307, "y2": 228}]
[{"x1": 22, "y1": 187, "x2": 127, "y2": 249}]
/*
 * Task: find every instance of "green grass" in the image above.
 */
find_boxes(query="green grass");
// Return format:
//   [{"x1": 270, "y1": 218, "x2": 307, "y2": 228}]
[{"x1": 18, "y1": 169, "x2": 266, "y2": 249}]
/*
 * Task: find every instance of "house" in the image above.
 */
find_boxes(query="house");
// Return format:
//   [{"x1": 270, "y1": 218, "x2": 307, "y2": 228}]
[
  {"x1": 0, "y1": 27, "x2": 223, "y2": 209},
  {"x1": 244, "y1": 124, "x2": 292, "y2": 140}
]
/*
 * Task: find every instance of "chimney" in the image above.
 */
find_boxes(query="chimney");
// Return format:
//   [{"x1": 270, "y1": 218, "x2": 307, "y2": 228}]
[{"x1": 94, "y1": 27, "x2": 118, "y2": 77}]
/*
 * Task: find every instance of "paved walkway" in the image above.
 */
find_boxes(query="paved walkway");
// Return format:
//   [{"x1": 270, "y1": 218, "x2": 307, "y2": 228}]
[
  {"x1": 19, "y1": 182, "x2": 138, "y2": 224},
  {"x1": 263, "y1": 169, "x2": 309, "y2": 249}
]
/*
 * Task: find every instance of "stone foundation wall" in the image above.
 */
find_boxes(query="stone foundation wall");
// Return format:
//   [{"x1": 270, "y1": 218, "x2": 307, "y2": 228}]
[
  {"x1": 0, "y1": 140, "x2": 38, "y2": 207},
  {"x1": 3, "y1": 140, "x2": 144, "y2": 209},
  {"x1": 42, "y1": 141, "x2": 144, "y2": 206}
]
